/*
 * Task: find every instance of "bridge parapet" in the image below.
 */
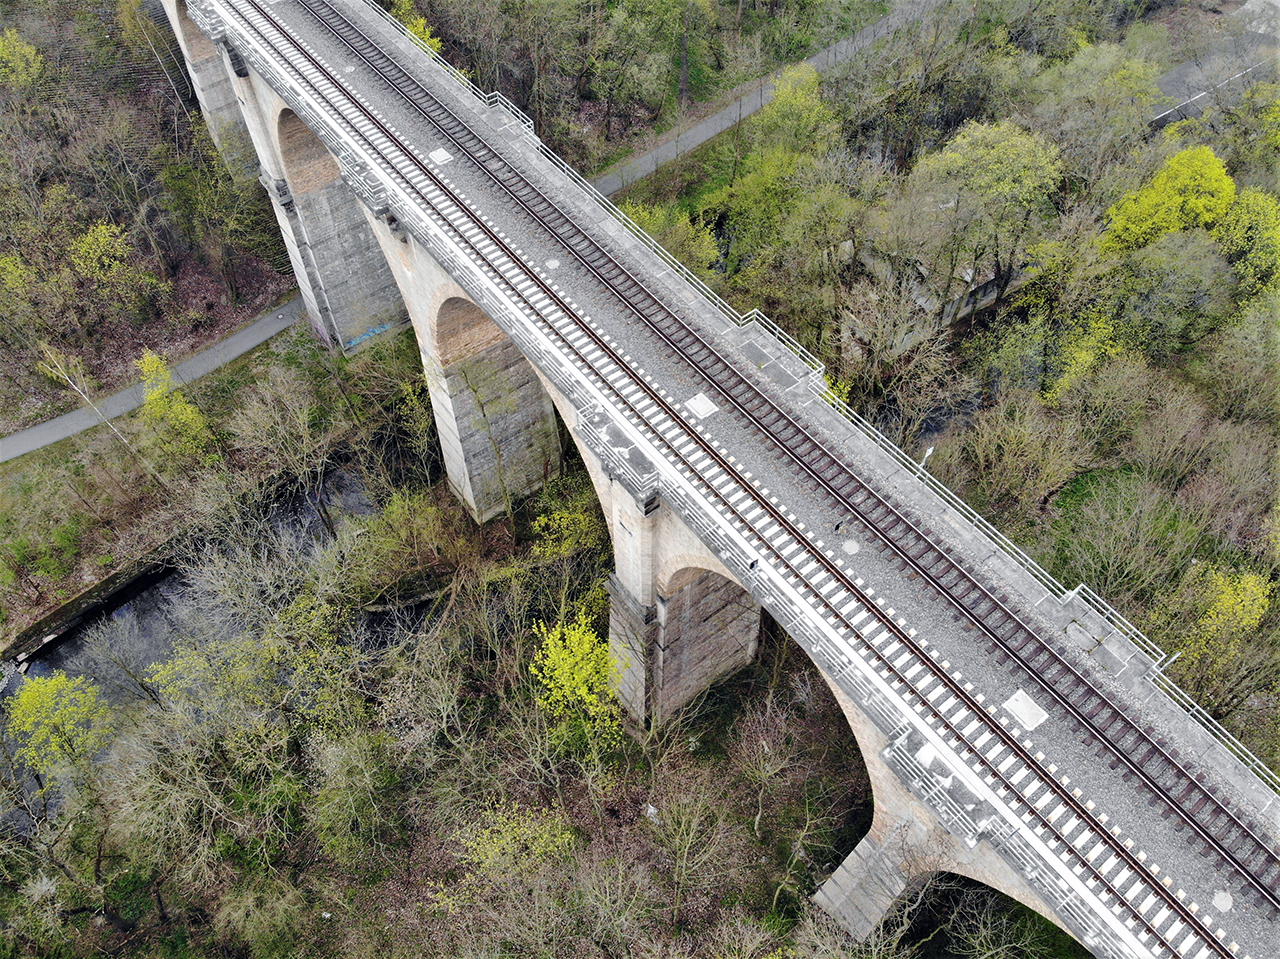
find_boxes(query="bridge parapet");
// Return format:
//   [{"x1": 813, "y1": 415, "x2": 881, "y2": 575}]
[{"x1": 799, "y1": 374, "x2": 1280, "y2": 825}]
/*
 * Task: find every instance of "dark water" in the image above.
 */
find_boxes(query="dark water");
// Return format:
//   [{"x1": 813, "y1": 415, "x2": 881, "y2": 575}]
[
  {"x1": 17, "y1": 575, "x2": 181, "y2": 705},
  {"x1": 2, "y1": 468, "x2": 379, "y2": 704}
]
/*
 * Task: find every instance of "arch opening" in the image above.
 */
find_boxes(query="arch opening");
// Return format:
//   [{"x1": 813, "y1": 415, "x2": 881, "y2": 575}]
[
  {"x1": 173, "y1": 0, "x2": 218, "y2": 62},
  {"x1": 272, "y1": 107, "x2": 406, "y2": 350},
  {"x1": 435, "y1": 296, "x2": 507, "y2": 368},
  {"x1": 887, "y1": 873, "x2": 1086, "y2": 957},
  {"x1": 648, "y1": 565, "x2": 761, "y2": 726},
  {"x1": 278, "y1": 109, "x2": 342, "y2": 196}
]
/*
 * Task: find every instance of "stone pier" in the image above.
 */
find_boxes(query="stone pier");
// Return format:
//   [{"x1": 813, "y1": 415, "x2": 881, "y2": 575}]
[
  {"x1": 813, "y1": 672, "x2": 1072, "y2": 941},
  {"x1": 366, "y1": 219, "x2": 561, "y2": 521},
  {"x1": 159, "y1": 0, "x2": 249, "y2": 150},
  {"x1": 161, "y1": 0, "x2": 408, "y2": 350}
]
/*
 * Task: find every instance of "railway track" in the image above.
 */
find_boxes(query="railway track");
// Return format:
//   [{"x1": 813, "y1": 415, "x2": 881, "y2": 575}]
[
  {"x1": 208, "y1": 1, "x2": 1276, "y2": 953},
  {"x1": 295, "y1": 0, "x2": 1280, "y2": 921}
]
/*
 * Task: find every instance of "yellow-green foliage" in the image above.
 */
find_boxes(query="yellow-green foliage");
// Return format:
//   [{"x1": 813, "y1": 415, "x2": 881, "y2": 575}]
[
  {"x1": 456, "y1": 802, "x2": 575, "y2": 878},
  {"x1": 390, "y1": 0, "x2": 442, "y2": 52},
  {"x1": 1265, "y1": 95, "x2": 1280, "y2": 153},
  {"x1": 137, "y1": 349, "x2": 219, "y2": 465},
  {"x1": 1102, "y1": 146, "x2": 1236, "y2": 254},
  {"x1": 0, "y1": 254, "x2": 34, "y2": 306},
  {"x1": 1164, "y1": 564, "x2": 1273, "y2": 677},
  {"x1": 750, "y1": 64, "x2": 839, "y2": 154},
  {"x1": 1213, "y1": 188, "x2": 1280, "y2": 296},
  {"x1": 70, "y1": 221, "x2": 159, "y2": 306},
  {"x1": 1195, "y1": 566, "x2": 1271, "y2": 638},
  {"x1": 531, "y1": 472, "x2": 608, "y2": 562},
  {"x1": 620, "y1": 200, "x2": 720, "y2": 278},
  {"x1": 915, "y1": 120, "x2": 1063, "y2": 219},
  {"x1": 1044, "y1": 313, "x2": 1116, "y2": 402},
  {"x1": 0, "y1": 28, "x2": 42, "y2": 88},
  {"x1": 7, "y1": 672, "x2": 113, "y2": 775},
  {"x1": 530, "y1": 610, "x2": 617, "y2": 724},
  {"x1": 700, "y1": 146, "x2": 804, "y2": 275},
  {"x1": 695, "y1": 66, "x2": 842, "y2": 279},
  {"x1": 432, "y1": 802, "x2": 575, "y2": 911}
]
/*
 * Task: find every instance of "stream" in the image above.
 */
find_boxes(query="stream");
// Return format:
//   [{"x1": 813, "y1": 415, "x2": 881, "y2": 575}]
[{"x1": 1, "y1": 468, "x2": 379, "y2": 707}]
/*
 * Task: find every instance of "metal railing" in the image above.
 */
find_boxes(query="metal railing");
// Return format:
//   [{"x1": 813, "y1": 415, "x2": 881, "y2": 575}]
[
  {"x1": 354, "y1": 0, "x2": 1280, "y2": 800},
  {"x1": 356, "y1": 0, "x2": 537, "y2": 137}
]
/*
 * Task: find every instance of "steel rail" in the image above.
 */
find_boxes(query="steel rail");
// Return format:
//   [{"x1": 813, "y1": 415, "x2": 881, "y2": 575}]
[
  {"x1": 293, "y1": 0, "x2": 1280, "y2": 918},
  {"x1": 217, "y1": 2, "x2": 1259, "y2": 953},
  {"x1": 232, "y1": 11, "x2": 1192, "y2": 955}
]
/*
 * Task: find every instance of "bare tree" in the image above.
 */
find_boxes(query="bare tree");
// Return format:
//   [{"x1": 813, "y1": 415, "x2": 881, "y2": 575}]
[{"x1": 646, "y1": 767, "x2": 737, "y2": 923}]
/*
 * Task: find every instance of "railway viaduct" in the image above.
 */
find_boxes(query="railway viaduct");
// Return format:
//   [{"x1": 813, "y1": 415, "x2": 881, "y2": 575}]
[{"x1": 162, "y1": 2, "x2": 1280, "y2": 955}]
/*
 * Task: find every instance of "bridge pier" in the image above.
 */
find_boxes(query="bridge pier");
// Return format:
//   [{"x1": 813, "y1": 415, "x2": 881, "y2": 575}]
[
  {"x1": 164, "y1": 11, "x2": 409, "y2": 350},
  {"x1": 813, "y1": 670, "x2": 1073, "y2": 943},
  {"x1": 369, "y1": 220, "x2": 561, "y2": 522},
  {"x1": 608, "y1": 562, "x2": 762, "y2": 728},
  {"x1": 528, "y1": 373, "x2": 761, "y2": 727},
  {"x1": 159, "y1": 0, "x2": 250, "y2": 151}
]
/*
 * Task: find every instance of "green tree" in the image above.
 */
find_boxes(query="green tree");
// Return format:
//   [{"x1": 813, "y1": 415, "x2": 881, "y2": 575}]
[
  {"x1": 530, "y1": 608, "x2": 622, "y2": 757},
  {"x1": 37, "y1": 341, "x2": 167, "y2": 487},
  {"x1": 1027, "y1": 42, "x2": 1163, "y2": 186},
  {"x1": 530, "y1": 609, "x2": 617, "y2": 725},
  {"x1": 7, "y1": 672, "x2": 113, "y2": 777},
  {"x1": 1212, "y1": 187, "x2": 1280, "y2": 296},
  {"x1": 391, "y1": 0, "x2": 444, "y2": 52},
  {"x1": 701, "y1": 146, "x2": 806, "y2": 275},
  {"x1": 530, "y1": 472, "x2": 609, "y2": 563},
  {"x1": 137, "y1": 349, "x2": 220, "y2": 467},
  {"x1": 908, "y1": 120, "x2": 1063, "y2": 304},
  {"x1": 620, "y1": 199, "x2": 720, "y2": 279},
  {"x1": 68, "y1": 220, "x2": 160, "y2": 314},
  {"x1": 1113, "y1": 230, "x2": 1236, "y2": 357},
  {"x1": 751, "y1": 64, "x2": 839, "y2": 155},
  {"x1": 1150, "y1": 564, "x2": 1280, "y2": 724},
  {"x1": 1102, "y1": 146, "x2": 1236, "y2": 254},
  {"x1": 0, "y1": 27, "x2": 43, "y2": 88}
]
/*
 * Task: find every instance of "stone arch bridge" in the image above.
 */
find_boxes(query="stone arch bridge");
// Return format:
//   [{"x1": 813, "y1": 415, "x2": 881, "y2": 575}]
[{"x1": 163, "y1": 2, "x2": 1280, "y2": 955}]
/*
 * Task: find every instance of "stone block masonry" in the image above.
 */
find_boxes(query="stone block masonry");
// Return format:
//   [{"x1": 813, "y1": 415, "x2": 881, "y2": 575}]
[
  {"x1": 160, "y1": 0, "x2": 250, "y2": 152},
  {"x1": 650, "y1": 570, "x2": 760, "y2": 726},
  {"x1": 367, "y1": 217, "x2": 561, "y2": 522}
]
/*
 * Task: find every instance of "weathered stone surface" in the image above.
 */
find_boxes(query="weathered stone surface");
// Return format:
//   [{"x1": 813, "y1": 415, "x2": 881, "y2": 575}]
[
  {"x1": 367, "y1": 219, "x2": 561, "y2": 521},
  {"x1": 159, "y1": 0, "x2": 250, "y2": 152},
  {"x1": 815, "y1": 669, "x2": 1070, "y2": 940}
]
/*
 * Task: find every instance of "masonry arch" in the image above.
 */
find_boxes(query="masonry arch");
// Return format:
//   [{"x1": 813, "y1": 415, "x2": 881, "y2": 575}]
[
  {"x1": 169, "y1": 0, "x2": 217, "y2": 66},
  {"x1": 815, "y1": 668, "x2": 1072, "y2": 941},
  {"x1": 277, "y1": 108, "x2": 342, "y2": 194},
  {"x1": 434, "y1": 296, "x2": 507, "y2": 368},
  {"x1": 273, "y1": 107, "x2": 406, "y2": 349},
  {"x1": 647, "y1": 563, "x2": 762, "y2": 724}
]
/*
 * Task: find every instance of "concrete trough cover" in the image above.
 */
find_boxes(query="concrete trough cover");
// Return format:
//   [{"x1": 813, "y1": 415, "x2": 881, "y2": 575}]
[
  {"x1": 1003, "y1": 689, "x2": 1048, "y2": 731},
  {"x1": 428, "y1": 147, "x2": 453, "y2": 165},
  {"x1": 685, "y1": 392, "x2": 718, "y2": 419}
]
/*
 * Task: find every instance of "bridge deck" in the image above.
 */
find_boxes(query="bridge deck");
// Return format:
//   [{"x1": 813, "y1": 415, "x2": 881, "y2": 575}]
[{"x1": 198, "y1": 2, "x2": 1280, "y2": 955}]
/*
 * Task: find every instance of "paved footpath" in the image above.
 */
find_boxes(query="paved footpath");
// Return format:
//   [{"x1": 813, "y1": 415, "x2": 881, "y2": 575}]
[
  {"x1": 591, "y1": 0, "x2": 948, "y2": 196},
  {"x1": 0, "y1": 295, "x2": 304, "y2": 465}
]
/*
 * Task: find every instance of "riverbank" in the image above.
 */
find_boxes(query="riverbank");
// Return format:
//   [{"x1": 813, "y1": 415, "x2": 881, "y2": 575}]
[{"x1": 0, "y1": 326, "x2": 430, "y2": 647}]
